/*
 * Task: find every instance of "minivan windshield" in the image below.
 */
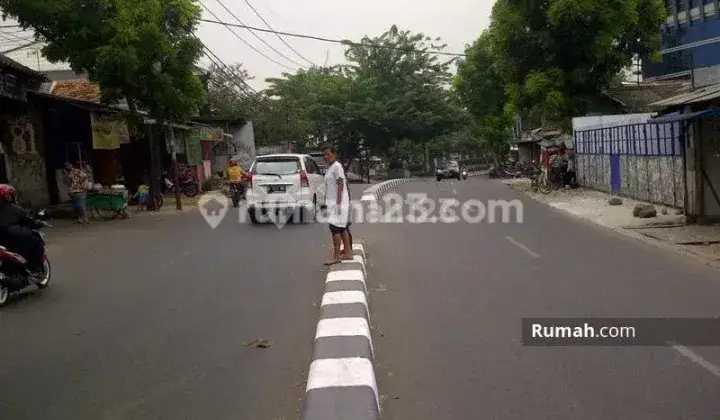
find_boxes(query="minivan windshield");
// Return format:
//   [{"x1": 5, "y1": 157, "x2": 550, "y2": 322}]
[{"x1": 252, "y1": 157, "x2": 301, "y2": 175}]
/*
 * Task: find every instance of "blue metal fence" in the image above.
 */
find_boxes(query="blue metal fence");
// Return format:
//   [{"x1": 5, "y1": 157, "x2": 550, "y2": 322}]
[{"x1": 573, "y1": 121, "x2": 684, "y2": 157}]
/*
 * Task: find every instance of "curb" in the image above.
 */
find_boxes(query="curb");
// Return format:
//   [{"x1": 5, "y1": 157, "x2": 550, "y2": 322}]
[
  {"x1": 301, "y1": 243, "x2": 380, "y2": 420},
  {"x1": 361, "y1": 178, "x2": 410, "y2": 202}
]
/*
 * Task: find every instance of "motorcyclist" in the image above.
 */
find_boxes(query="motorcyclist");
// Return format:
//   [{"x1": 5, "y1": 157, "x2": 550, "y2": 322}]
[
  {"x1": 226, "y1": 160, "x2": 245, "y2": 198},
  {"x1": 0, "y1": 184, "x2": 45, "y2": 275}
]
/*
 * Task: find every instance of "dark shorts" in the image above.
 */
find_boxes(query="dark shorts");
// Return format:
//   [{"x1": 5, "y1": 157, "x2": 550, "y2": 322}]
[
  {"x1": 328, "y1": 224, "x2": 348, "y2": 235},
  {"x1": 70, "y1": 193, "x2": 86, "y2": 214}
]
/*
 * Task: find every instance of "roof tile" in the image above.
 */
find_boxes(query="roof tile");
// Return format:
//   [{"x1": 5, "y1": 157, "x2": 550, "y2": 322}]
[{"x1": 51, "y1": 79, "x2": 102, "y2": 103}]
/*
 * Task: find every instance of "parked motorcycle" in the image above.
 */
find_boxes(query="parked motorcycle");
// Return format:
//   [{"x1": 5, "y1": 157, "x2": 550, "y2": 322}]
[
  {"x1": 163, "y1": 170, "x2": 200, "y2": 198},
  {"x1": 0, "y1": 209, "x2": 52, "y2": 307}
]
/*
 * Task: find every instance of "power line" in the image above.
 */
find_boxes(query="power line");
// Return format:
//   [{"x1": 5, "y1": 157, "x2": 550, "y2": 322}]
[
  {"x1": 240, "y1": 0, "x2": 316, "y2": 66},
  {"x1": 201, "y1": 49, "x2": 263, "y2": 112},
  {"x1": 211, "y1": 0, "x2": 305, "y2": 68},
  {"x1": 1, "y1": 41, "x2": 41, "y2": 55},
  {"x1": 202, "y1": 43, "x2": 258, "y2": 95},
  {"x1": 198, "y1": 2, "x2": 295, "y2": 71},
  {"x1": 199, "y1": 18, "x2": 468, "y2": 57}
]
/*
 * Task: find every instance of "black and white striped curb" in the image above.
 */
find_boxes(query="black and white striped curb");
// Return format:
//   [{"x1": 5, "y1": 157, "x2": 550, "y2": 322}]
[
  {"x1": 360, "y1": 178, "x2": 410, "y2": 202},
  {"x1": 301, "y1": 243, "x2": 380, "y2": 420}
]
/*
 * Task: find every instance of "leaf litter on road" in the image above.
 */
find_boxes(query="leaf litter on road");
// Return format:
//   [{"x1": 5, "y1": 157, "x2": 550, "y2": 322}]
[{"x1": 244, "y1": 339, "x2": 273, "y2": 348}]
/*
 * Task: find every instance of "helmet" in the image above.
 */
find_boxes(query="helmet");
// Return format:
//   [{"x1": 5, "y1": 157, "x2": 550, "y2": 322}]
[
  {"x1": 0, "y1": 184, "x2": 17, "y2": 204},
  {"x1": 229, "y1": 160, "x2": 237, "y2": 167}
]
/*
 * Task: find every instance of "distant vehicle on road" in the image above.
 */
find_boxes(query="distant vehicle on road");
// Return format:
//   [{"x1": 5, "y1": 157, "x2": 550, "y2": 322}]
[
  {"x1": 388, "y1": 160, "x2": 410, "y2": 179},
  {"x1": 436, "y1": 160, "x2": 464, "y2": 181},
  {"x1": 245, "y1": 154, "x2": 326, "y2": 224}
]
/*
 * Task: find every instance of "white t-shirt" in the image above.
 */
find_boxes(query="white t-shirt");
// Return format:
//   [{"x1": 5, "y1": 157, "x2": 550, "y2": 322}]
[{"x1": 325, "y1": 161, "x2": 350, "y2": 227}]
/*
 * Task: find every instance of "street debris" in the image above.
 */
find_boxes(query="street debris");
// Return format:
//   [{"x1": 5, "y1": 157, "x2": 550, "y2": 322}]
[
  {"x1": 245, "y1": 339, "x2": 273, "y2": 348},
  {"x1": 607, "y1": 197, "x2": 623, "y2": 206}
]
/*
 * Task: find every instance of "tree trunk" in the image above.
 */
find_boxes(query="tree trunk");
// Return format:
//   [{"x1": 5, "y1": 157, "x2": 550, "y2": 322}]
[{"x1": 167, "y1": 124, "x2": 183, "y2": 210}]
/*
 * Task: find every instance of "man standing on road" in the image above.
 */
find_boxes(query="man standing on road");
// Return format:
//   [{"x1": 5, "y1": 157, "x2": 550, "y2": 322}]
[{"x1": 322, "y1": 145, "x2": 352, "y2": 265}]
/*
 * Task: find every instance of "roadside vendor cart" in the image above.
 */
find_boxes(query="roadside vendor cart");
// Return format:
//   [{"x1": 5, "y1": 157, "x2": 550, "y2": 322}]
[{"x1": 86, "y1": 186, "x2": 129, "y2": 220}]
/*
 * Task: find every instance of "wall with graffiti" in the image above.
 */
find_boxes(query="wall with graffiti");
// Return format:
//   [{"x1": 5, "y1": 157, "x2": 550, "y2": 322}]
[{"x1": 0, "y1": 107, "x2": 49, "y2": 206}]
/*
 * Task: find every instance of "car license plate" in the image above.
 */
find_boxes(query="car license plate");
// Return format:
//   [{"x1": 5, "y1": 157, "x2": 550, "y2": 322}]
[{"x1": 267, "y1": 185, "x2": 286, "y2": 193}]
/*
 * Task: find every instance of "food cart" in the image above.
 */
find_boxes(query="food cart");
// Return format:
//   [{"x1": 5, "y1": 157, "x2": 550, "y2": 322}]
[{"x1": 86, "y1": 184, "x2": 129, "y2": 220}]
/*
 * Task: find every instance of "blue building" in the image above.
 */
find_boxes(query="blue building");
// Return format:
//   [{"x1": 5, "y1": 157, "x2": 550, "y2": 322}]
[{"x1": 644, "y1": 0, "x2": 720, "y2": 84}]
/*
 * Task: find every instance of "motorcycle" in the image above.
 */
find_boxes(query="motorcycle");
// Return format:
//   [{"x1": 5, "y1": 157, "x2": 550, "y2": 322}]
[
  {"x1": 461, "y1": 169, "x2": 468, "y2": 180},
  {"x1": 0, "y1": 209, "x2": 52, "y2": 307},
  {"x1": 163, "y1": 170, "x2": 200, "y2": 198},
  {"x1": 228, "y1": 182, "x2": 245, "y2": 207}
]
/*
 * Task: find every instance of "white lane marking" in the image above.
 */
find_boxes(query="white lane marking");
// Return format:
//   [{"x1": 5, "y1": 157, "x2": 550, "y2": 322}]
[
  {"x1": 326, "y1": 269, "x2": 366, "y2": 290},
  {"x1": 672, "y1": 345, "x2": 720, "y2": 378},
  {"x1": 306, "y1": 357, "x2": 379, "y2": 410},
  {"x1": 315, "y1": 317, "x2": 373, "y2": 355},
  {"x1": 321, "y1": 291, "x2": 368, "y2": 309},
  {"x1": 505, "y1": 236, "x2": 540, "y2": 258}
]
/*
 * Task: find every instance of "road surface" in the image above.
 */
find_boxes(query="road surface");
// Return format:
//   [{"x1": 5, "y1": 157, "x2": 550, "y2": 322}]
[
  {"x1": 351, "y1": 177, "x2": 720, "y2": 420},
  {"x1": 0, "y1": 189, "x2": 364, "y2": 420},
  {"x1": 2, "y1": 178, "x2": 720, "y2": 420}
]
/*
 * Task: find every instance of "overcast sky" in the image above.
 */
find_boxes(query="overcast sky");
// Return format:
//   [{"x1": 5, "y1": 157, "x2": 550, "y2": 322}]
[
  {"x1": 196, "y1": 0, "x2": 494, "y2": 90},
  {"x1": 2, "y1": 0, "x2": 495, "y2": 90}
]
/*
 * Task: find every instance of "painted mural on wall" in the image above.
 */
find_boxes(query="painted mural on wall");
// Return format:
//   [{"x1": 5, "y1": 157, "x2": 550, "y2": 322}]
[{"x1": 1, "y1": 115, "x2": 49, "y2": 206}]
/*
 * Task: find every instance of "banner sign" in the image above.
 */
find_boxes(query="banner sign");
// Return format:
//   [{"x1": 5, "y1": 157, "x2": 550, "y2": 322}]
[
  {"x1": 197, "y1": 127, "x2": 223, "y2": 141},
  {"x1": 91, "y1": 113, "x2": 121, "y2": 150},
  {"x1": 185, "y1": 129, "x2": 203, "y2": 165}
]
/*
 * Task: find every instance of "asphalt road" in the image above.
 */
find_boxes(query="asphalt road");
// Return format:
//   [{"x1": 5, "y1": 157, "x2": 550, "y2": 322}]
[
  {"x1": 4, "y1": 179, "x2": 720, "y2": 420},
  {"x1": 0, "y1": 187, "x2": 367, "y2": 420},
  {"x1": 351, "y1": 177, "x2": 720, "y2": 420}
]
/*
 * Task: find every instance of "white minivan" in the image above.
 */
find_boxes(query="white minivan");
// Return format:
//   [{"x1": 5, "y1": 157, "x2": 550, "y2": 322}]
[{"x1": 245, "y1": 153, "x2": 326, "y2": 224}]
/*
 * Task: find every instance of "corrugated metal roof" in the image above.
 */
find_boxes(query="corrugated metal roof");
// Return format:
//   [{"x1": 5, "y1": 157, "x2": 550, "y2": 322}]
[
  {"x1": 648, "y1": 108, "x2": 720, "y2": 123},
  {"x1": 650, "y1": 83, "x2": 720, "y2": 109},
  {"x1": 0, "y1": 53, "x2": 46, "y2": 80}
]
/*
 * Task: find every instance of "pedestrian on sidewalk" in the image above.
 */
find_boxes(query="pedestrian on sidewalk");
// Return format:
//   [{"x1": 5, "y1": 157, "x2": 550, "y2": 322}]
[
  {"x1": 63, "y1": 162, "x2": 89, "y2": 224},
  {"x1": 322, "y1": 145, "x2": 352, "y2": 265}
]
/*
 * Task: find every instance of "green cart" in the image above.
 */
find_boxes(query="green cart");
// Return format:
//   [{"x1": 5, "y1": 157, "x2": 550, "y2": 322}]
[{"x1": 86, "y1": 190, "x2": 129, "y2": 220}]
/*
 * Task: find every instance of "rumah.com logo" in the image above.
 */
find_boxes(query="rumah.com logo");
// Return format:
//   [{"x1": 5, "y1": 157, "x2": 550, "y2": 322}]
[{"x1": 198, "y1": 191, "x2": 524, "y2": 229}]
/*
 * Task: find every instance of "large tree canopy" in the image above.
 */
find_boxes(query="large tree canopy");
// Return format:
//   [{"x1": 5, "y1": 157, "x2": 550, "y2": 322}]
[
  {"x1": 262, "y1": 26, "x2": 463, "y2": 163},
  {"x1": 1, "y1": 0, "x2": 207, "y2": 121},
  {"x1": 454, "y1": 31, "x2": 511, "y2": 159},
  {"x1": 488, "y1": 0, "x2": 666, "y2": 128}
]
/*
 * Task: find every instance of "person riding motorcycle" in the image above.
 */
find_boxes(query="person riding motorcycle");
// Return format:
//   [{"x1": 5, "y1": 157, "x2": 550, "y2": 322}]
[
  {"x1": 226, "y1": 160, "x2": 245, "y2": 198},
  {"x1": 0, "y1": 184, "x2": 45, "y2": 275}
]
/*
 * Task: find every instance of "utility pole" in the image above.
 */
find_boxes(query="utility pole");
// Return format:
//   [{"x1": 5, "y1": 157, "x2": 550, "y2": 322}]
[{"x1": 167, "y1": 125, "x2": 183, "y2": 210}]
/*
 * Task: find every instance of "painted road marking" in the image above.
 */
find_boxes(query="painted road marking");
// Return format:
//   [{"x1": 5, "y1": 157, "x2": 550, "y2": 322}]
[
  {"x1": 316, "y1": 318, "x2": 373, "y2": 355},
  {"x1": 506, "y1": 236, "x2": 540, "y2": 258},
  {"x1": 672, "y1": 345, "x2": 720, "y2": 378},
  {"x1": 343, "y1": 254, "x2": 365, "y2": 266},
  {"x1": 306, "y1": 357, "x2": 379, "y2": 411},
  {"x1": 327, "y1": 269, "x2": 366, "y2": 288},
  {"x1": 321, "y1": 291, "x2": 368, "y2": 311}
]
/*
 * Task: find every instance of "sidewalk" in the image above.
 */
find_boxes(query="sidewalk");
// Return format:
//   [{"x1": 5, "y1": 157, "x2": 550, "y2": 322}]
[{"x1": 503, "y1": 178, "x2": 720, "y2": 268}]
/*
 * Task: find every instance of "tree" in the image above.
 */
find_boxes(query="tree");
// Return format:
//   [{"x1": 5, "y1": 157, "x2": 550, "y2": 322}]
[
  {"x1": 1, "y1": 0, "x2": 207, "y2": 208},
  {"x1": 488, "y1": 0, "x2": 666, "y2": 128},
  {"x1": 205, "y1": 63, "x2": 255, "y2": 118},
  {"x1": 342, "y1": 25, "x2": 462, "y2": 158},
  {"x1": 454, "y1": 32, "x2": 512, "y2": 160}
]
